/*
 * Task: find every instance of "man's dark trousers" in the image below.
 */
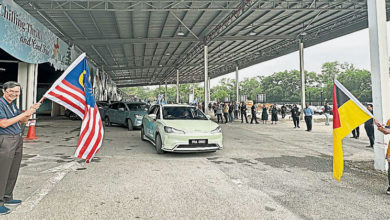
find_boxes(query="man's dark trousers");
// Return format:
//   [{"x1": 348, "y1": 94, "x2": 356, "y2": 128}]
[
  {"x1": 241, "y1": 112, "x2": 248, "y2": 123},
  {"x1": 364, "y1": 125, "x2": 374, "y2": 147},
  {"x1": 305, "y1": 116, "x2": 312, "y2": 131},
  {"x1": 0, "y1": 135, "x2": 23, "y2": 206},
  {"x1": 293, "y1": 116, "x2": 299, "y2": 127}
]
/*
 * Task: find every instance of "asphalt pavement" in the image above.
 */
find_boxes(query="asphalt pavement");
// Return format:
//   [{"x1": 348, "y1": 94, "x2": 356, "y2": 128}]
[{"x1": 2, "y1": 116, "x2": 389, "y2": 220}]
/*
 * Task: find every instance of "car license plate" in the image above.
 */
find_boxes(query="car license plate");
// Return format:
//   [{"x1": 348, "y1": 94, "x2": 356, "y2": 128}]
[{"x1": 189, "y1": 139, "x2": 208, "y2": 145}]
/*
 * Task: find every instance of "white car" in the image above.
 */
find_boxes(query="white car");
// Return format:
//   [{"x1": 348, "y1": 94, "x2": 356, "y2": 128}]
[{"x1": 141, "y1": 104, "x2": 223, "y2": 153}]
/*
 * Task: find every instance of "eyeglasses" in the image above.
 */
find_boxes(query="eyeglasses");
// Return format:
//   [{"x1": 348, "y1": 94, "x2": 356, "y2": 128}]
[{"x1": 5, "y1": 90, "x2": 20, "y2": 94}]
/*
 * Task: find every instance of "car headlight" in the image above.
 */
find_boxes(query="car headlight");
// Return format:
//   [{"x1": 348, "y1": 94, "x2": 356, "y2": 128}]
[
  {"x1": 134, "y1": 114, "x2": 143, "y2": 118},
  {"x1": 164, "y1": 126, "x2": 185, "y2": 134},
  {"x1": 210, "y1": 126, "x2": 222, "y2": 134}
]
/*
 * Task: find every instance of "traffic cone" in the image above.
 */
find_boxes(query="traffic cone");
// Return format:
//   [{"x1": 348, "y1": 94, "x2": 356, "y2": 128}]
[{"x1": 25, "y1": 119, "x2": 38, "y2": 140}]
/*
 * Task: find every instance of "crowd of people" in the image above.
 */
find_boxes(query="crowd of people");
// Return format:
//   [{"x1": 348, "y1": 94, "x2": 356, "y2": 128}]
[{"x1": 211, "y1": 102, "x2": 294, "y2": 125}]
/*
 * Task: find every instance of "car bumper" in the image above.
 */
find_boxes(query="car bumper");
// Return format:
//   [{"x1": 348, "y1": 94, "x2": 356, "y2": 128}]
[{"x1": 161, "y1": 132, "x2": 223, "y2": 152}]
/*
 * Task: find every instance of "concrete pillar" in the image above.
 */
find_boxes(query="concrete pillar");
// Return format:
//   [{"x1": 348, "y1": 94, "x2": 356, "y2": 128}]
[
  {"x1": 51, "y1": 102, "x2": 61, "y2": 117},
  {"x1": 235, "y1": 66, "x2": 239, "y2": 103},
  {"x1": 26, "y1": 63, "x2": 37, "y2": 108},
  {"x1": 208, "y1": 76, "x2": 211, "y2": 104},
  {"x1": 367, "y1": 0, "x2": 390, "y2": 171},
  {"x1": 204, "y1": 45, "x2": 209, "y2": 114},
  {"x1": 165, "y1": 81, "x2": 168, "y2": 103},
  {"x1": 60, "y1": 105, "x2": 65, "y2": 115},
  {"x1": 17, "y1": 62, "x2": 28, "y2": 110},
  {"x1": 176, "y1": 69, "x2": 179, "y2": 103},
  {"x1": 299, "y1": 39, "x2": 306, "y2": 120}
]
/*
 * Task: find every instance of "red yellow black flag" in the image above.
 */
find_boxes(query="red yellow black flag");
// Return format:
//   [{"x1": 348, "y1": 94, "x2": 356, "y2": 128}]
[{"x1": 332, "y1": 80, "x2": 373, "y2": 181}]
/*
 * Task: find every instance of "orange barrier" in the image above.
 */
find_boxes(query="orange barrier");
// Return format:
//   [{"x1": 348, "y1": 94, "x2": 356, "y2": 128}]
[{"x1": 25, "y1": 119, "x2": 38, "y2": 140}]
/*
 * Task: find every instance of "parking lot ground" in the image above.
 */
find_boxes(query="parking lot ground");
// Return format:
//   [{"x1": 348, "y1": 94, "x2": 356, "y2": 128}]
[{"x1": 3, "y1": 117, "x2": 389, "y2": 219}]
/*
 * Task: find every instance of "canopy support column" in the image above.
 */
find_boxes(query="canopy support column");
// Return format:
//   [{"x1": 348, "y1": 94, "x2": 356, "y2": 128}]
[
  {"x1": 368, "y1": 0, "x2": 390, "y2": 171},
  {"x1": 176, "y1": 69, "x2": 179, "y2": 104},
  {"x1": 204, "y1": 44, "x2": 209, "y2": 114},
  {"x1": 299, "y1": 38, "x2": 306, "y2": 120}
]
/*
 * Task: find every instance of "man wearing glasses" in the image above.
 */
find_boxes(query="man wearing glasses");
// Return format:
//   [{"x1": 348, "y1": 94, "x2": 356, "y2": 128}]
[{"x1": 0, "y1": 81, "x2": 41, "y2": 215}]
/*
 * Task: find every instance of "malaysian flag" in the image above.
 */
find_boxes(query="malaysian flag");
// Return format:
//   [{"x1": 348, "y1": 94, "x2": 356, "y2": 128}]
[{"x1": 44, "y1": 53, "x2": 104, "y2": 162}]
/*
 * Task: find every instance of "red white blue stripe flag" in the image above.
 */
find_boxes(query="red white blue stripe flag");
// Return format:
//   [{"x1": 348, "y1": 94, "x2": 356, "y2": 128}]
[{"x1": 44, "y1": 53, "x2": 104, "y2": 162}]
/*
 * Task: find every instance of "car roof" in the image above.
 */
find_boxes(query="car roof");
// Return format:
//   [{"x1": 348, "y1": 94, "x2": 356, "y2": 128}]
[
  {"x1": 161, "y1": 104, "x2": 195, "y2": 107},
  {"x1": 123, "y1": 102, "x2": 147, "y2": 105}
]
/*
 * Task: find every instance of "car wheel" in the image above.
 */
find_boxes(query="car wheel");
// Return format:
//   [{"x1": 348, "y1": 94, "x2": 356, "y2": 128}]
[
  {"x1": 141, "y1": 125, "x2": 146, "y2": 141},
  {"x1": 127, "y1": 118, "x2": 133, "y2": 131},
  {"x1": 105, "y1": 117, "x2": 111, "y2": 127},
  {"x1": 155, "y1": 134, "x2": 164, "y2": 154}
]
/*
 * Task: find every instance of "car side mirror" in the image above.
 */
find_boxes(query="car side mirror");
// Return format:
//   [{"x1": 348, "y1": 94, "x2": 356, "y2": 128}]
[{"x1": 206, "y1": 115, "x2": 211, "y2": 119}]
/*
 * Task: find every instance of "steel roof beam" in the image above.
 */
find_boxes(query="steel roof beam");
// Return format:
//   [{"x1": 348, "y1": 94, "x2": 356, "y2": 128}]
[
  {"x1": 74, "y1": 35, "x2": 295, "y2": 45},
  {"x1": 107, "y1": 62, "x2": 231, "y2": 72},
  {"x1": 19, "y1": 0, "x2": 366, "y2": 12}
]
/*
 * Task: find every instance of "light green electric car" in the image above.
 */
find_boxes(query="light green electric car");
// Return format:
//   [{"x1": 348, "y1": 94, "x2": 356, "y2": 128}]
[{"x1": 141, "y1": 104, "x2": 223, "y2": 153}]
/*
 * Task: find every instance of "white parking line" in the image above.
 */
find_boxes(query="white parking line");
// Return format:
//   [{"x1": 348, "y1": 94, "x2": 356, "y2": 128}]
[{"x1": 14, "y1": 161, "x2": 81, "y2": 214}]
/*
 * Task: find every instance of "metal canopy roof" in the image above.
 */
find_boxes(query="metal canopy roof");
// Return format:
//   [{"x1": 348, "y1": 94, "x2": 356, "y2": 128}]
[{"x1": 14, "y1": 0, "x2": 390, "y2": 87}]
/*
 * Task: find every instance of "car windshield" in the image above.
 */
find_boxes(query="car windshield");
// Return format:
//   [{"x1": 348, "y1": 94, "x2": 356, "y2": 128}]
[
  {"x1": 162, "y1": 107, "x2": 207, "y2": 120},
  {"x1": 97, "y1": 102, "x2": 109, "y2": 107},
  {"x1": 127, "y1": 104, "x2": 149, "y2": 111}
]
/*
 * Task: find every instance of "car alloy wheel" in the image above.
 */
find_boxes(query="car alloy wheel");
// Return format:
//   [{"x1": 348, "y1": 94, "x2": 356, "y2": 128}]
[
  {"x1": 155, "y1": 134, "x2": 164, "y2": 154},
  {"x1": 127, "y1": 118, "x2": 133, "y2": 131}
]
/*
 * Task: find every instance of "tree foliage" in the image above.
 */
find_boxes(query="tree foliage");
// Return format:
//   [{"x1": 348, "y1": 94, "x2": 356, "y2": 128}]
[{"x1": 121, "y1": 61, "x2": 373, "y2": 104}]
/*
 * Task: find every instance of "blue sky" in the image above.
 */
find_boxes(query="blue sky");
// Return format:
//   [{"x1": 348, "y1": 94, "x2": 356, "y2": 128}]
[{"x1": 210, "y1": 22, "x2": 390, "y2": 87}]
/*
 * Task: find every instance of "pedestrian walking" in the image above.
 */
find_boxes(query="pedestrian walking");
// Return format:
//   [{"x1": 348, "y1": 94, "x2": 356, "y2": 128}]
[
  {"x1": 364, "y1": 104, "x2": 374, "y2": 148},
  {"x1": 281, "y1": 104, "x2": 287, "y2": 119},
  {"x1": 240, "y1": 102, "x2": 248, "y2": 123},
  {"x1": 223, "y1": 103, "x2": 229, "y2": 124},
  {"x1": 271, "y1": 105, "x2": 278, "y2": 125},
  {"x1": 261, "y1": 105, "x2": 268, "y2": 124},
  {"x1": 250, "y1": 104, "x2": 259, "y2": 124},
  {"x1": 303, "y1": 103, "x2": 314, "y2": 131},
  {"x1": 0, "y1": 81, "x2": 41, "y2": 215},
  {"x1": 374, "y1": 119, "x2": 390, "y2": 195},
  {"x1": 291, "y1": 104, "x2": 300, "y2": 128},
  {"x1": 323, "y1": 102, "x2": 331, "y2": 125}
]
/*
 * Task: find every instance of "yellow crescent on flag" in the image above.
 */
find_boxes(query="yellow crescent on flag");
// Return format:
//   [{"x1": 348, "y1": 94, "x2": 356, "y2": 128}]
[{"x1": 79, "y1": 70, "x2": 86, "y2": 89}]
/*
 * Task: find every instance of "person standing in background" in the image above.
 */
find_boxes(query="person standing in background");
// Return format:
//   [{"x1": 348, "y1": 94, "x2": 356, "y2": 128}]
[
  {"x1": 216, "y1": 103, "x2": 223, "y2": 123},
  {"x1": 281, "y1": 104, "x2": 287, "y2": 119},
  {"x1": 240, "y1": 102, "x2": 248, "y2": 123},
  {"x1": 291, "y1": 104, "x2": 300, "y2": 128},
  {"x1": 250, "y1": 104, "x2": 259, "y2": 124},
  {"x1": 271, "y1": 105, "x2": 278, "y2": 125},
  {"x1": 303, "y1": 103, "x2": 314, "y2": 131},
  {"x1": 261, "y1": 104, "x2": 268, "y2": 124},
  {"x1": 234, "y1": 102, "x2": 239, "y2": 119},
  {"x1": 364, "y1": 104, "x2": 374, "y2": 148},
  {"x1": 351, "y1": 126, "x2": 360, "y2": 139},
  {"x1": 323, "y1": 102, "x2": 331, "y2": 126},
  {"x1": 223, "y1": 103, "x2": 229, "y2": 124}
]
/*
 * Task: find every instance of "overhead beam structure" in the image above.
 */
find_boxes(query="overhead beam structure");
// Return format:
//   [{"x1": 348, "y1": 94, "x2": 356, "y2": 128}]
[
  {"x1": 75, "y1": 35, "x2": 296, "y2": 45},
  {"x1": 17, "y1": 0, "x2": 367, "y2": 12},
  {"x1": 15, "y1": 0, "x2": 390, "y2": 88}
]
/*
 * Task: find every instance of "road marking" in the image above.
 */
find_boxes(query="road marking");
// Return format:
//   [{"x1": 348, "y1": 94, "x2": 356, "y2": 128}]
[{"x1": 14, "y1": 161, "x2": 81, "y2": 214}]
